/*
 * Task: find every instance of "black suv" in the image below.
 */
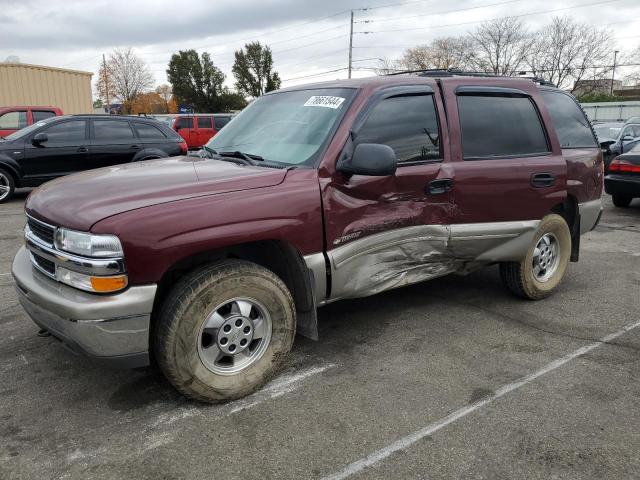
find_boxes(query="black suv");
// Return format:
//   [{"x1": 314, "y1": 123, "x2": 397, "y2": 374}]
[{"x1": 0, "y1": 115, "x2": 187, "y2": 203}]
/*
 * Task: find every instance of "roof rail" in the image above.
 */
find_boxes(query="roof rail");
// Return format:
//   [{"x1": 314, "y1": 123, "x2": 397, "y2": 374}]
[{"x1": 386, "y1": 68, "x2": 557, "y2": 87}]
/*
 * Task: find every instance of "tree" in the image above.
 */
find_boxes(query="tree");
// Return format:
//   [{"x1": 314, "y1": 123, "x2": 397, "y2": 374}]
[
  {"x1": 469, "y1": 17, "x2": 531, "y2": 75},
  {"x1": 155, "y1": 84, "x2": 173, "y2": 112},
  {"x1": 93, "y1": 98, "x2": 103, "y2": 109},
  {"x1": 129, "y1": 92, "x2": 169, "y2": 114},
  {"x1": 95, "y1": 48, "x2": 154, "y2": 113},
  {"x1": 167, "y1": 50, "x2": 231, "y2": 112},
  {"x1": 232, "y1": 42, "x2": 281, "y2": 98},
  {"x1": 528, "y1": 17, "x2": 614, "y2": 93},
  {"x1": 396, "y1": 37, "x2": 476, "y2": 71}
]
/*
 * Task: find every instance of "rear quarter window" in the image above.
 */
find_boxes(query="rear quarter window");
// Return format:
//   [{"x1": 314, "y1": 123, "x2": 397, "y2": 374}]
[
  {"x1": 540, "y1": 90, "x2": 597, "y2": 148},
  {"x1": 134, "y1": 122, "x2": 167, "y2": 140}
]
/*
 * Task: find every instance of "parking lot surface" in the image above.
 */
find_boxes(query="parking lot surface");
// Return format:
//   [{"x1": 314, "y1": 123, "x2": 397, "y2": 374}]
[{"x1": 1, "y1": 190, "x2": 639, "y2": 480}]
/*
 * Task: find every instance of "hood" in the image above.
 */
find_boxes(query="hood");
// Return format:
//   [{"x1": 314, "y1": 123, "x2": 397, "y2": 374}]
[{"x1": 26, "y1": 156, "x2": 288, "y2": 231}]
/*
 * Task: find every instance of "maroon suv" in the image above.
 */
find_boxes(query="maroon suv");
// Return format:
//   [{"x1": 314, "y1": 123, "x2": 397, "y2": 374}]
[{"x1": 12, "y1": 73, "x2": 604, "y2": 402}]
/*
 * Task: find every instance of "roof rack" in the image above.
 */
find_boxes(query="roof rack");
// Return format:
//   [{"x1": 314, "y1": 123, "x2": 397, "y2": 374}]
[{"x1": 386, "y1": 67, "x2": 557, "y2": 87}]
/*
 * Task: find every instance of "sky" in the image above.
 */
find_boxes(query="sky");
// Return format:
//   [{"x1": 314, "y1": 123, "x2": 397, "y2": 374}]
[{"x1": 1, "y1": 0, "x2": 639, "y2": 95}]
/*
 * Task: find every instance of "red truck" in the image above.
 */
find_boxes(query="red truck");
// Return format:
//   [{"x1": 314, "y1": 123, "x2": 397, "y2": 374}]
[
  {"x1": 12, "y1": 73, "x2": 604, "y2": 403},
  {"x1": 173, "y1": 113, "x2": 233, "y2": 149},
  {"x1": 0, "y1": 106, "x2": 63, "y2": 137}
]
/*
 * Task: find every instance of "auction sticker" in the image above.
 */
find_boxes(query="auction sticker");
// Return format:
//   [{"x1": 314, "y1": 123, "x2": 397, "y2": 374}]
[{"x1": 304, "y1": 96, "x2": 345, "y2": 109}]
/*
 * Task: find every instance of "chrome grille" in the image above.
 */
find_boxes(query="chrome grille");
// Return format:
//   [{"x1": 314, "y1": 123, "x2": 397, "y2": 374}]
[
  {"x1": 27, "y1": 216, "x2": 55, "y2": 245},
  {"x1": 31, "y1": 253, "x2": 56, "y2": 276}
]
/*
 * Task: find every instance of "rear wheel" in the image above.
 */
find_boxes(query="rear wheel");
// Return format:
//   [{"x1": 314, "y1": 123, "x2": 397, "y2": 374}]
[
  {"x1": 154, "y1": 260, "x2": 296, "y2": 403},
  {"x1": 0, "y1": 168, "x2": 15, "y2": 204},
  {"x1": 500, "y1": 214, "x2": 571, "y2": 300},
  {"x1": 612, "y1": 194, "x2": 632, "y2": 208}
]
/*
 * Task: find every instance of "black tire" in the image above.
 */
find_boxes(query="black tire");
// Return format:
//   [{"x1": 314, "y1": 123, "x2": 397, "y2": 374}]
[
  {"x1": 612, "y1": 195, "x2": 632, "y2": 208},
  {"x1": 154, "y1": 259, "x2": 296, "y2": 403},
  {"x1": 500, "y1": 214, "x2": 571, "y2": 300},
  {"x1": 0, "y1": 167, "x2": 16, "y2": 204}
]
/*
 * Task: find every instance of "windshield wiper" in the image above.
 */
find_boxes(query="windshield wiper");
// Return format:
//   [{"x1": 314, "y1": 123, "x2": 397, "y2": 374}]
[
  {"x1": 219, "y1": 151, "x2": 265, "y2": 163},
  {"x1": 201, "y1": 146, "x2": 252, "y2": 166}
]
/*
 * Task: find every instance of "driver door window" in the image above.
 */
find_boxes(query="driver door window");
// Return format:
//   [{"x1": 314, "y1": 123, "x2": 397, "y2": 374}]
[{"x1": 355, "y1": 94, "x2": 441, "y2": 164}]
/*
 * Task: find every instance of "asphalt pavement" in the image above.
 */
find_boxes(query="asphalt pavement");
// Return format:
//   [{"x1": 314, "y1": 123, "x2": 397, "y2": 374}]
[{"x1": 1, "y1": 190, "x2": 639, "y2": 480}]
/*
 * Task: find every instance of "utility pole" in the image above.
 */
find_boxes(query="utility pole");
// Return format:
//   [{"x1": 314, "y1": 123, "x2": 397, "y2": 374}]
[
  {"x1": 610, "y1": 50, "x2": 619, "y2": 96},
  {"x1": 102, "y1": 53, "x2": 111, "y2": 114},
  {"x1": 348, "y1": 10, "x2": 354, "y2": 79}
]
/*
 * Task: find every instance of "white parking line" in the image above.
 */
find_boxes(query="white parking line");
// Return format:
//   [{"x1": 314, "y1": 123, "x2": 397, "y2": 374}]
[
  {"x1": 0, "y1": 273, "x2": 11, "y2": 276},
  {"x1": 322, "y1": 320, "x2": 640, "y2": 480}
]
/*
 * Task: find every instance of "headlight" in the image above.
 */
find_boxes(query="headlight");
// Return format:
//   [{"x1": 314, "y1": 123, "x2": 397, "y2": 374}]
[{"x1": 54, "y1": 228, "x2": 123, "y2": 258}]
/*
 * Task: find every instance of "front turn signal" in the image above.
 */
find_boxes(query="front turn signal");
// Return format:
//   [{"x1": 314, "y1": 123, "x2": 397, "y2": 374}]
[{"x1": 90, "y1": 275, "x2": 129, "y2": 293}]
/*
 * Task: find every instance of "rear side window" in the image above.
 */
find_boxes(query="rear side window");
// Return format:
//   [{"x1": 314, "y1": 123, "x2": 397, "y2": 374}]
[
  {"x1": 175, "y1": 117, "x2": 192, "y2": 129},
  {"x1": 356, "y1": 94, "x2": 441, "y2": 163},
  {"x1": 197, "y1": 117, "x2": 212, "y2": 128},
  {"x1": 214, "y1": 116, "x2": 231, "y2": 129},
  {"x1": 43, "y1": 120, "x2": 87, "y2": 142},
  {"x1": 540, "y1": 91, "x2": 597, "y2": 148},
  {"x1": 94, "y1": 120, "x2": 135, "y2": 141},
  {"x1": 134, "y1": 122, "x2": 167, "y2": 140},
  {"x1": 458, "y1": 95, "x2": 549, "y2": 159},
  {"x1": 0, "y1": 111, "x2": 27, "y2": 129},
  {"x1": 32, "y1": 110, "x2": 56, "y2": 122}
]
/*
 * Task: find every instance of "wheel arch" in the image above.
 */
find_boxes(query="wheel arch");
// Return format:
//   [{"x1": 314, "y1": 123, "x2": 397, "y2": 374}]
[
  {"x1": 0, "y1": 158, "x2": 21, "y2": 187},
  {"x1": 550, "y1": 194, "x2": 580, "y2": 262},
  {"x1": 151, "y1": 239, "x2": 318, "y2": 342}
]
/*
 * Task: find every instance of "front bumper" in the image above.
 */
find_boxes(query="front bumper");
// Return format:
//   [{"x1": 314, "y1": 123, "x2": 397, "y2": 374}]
[
  {"x1": 604, "y1": 174, "x2": 640, "y2": 197},
  {"x1": 12, "y1": 247, "x2": 156, "y2": 368}
]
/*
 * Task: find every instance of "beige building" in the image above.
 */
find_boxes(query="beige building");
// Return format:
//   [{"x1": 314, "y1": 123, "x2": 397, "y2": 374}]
[{"x1": 0, "y1": 63, "x2": 93, "y2": 114}]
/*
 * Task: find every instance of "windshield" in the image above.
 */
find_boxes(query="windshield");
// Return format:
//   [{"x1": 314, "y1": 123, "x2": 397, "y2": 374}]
[
  {"x1": 594, "y1": 125, "x2": 622, "y2": 140},
  {"x1": 3, "y1": 117, "x2": 58, "y2": 141},
  {"x1": 206, "y1": 88, "x2": 355, "y2": 166}
]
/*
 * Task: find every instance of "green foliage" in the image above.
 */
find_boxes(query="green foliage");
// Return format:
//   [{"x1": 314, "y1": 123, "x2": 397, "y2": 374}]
[
  {"x1": 232, "y1": 42, "x2": 281, "y2": 98},
  {"x1": 167, "y1": 50, "x2": 243, "y2": 112},
  {"x1": 576, "y1": 93, "x2": 625, "y2": 103},
  {"x1": 93, "y1": 98, "x2": 103, "y2": 109}
]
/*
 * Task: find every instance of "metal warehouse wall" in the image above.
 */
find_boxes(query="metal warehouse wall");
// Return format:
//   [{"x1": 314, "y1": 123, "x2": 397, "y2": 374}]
[
  {"x1": 0, "y1": 63, "x2": 93, "y2": 114},
  {"x1": 581, "y1": 101, "x2": 640, "y2": 123}
]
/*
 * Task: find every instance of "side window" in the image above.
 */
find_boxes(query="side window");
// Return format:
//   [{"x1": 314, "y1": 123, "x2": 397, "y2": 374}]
[
  {"x1": 0, "y1": 111, "x2": 27, "y2": 129},
  {"x1": 458, "y1": 94, "x2": 549, "y2": 159},
  {"x1": 197, "y1": 117, "x2": 212, "y2": 129},
  {"x1": 133, "y1": 122, "x2": 167, "y2": 140},
  {"x1": 42, "y1": 120, "x2": 87, "y2": 142},
  {"x1": 32, "y1": 111, "x2": 57, "y2": 122},
  {"x1": 540, "y1": 91, "x2": 597, "y2": 148},
  {"x1": 175, "y1": 117, "x2": 192, "y2": 129},
  {"x1": 356, "y1": 94, "x2": 441, "y2": 163},
  {"x1": 214, "y1": 116, "x2": 231, "y2": 129},
  {"x1": 94, "y1": 120, "x2": 135, "y2": 141}
]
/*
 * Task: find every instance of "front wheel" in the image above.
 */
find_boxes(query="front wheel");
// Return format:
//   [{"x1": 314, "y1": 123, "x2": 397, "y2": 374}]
[
  {"x1": 154, "y1": 260, "x2": 296, "y2": 403},
  {"x1": 500, "y1": 214, "x2": 571, "y2": 300},
  {"x1": 612, "y1": 195, "x2": 632, "y2": 208},
  {"x1": 0, "y1": 168, "x2": 15, "y2": 204}
]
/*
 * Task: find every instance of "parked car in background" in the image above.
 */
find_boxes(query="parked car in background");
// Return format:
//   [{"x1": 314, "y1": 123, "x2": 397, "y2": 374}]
[
  {"x1": 595, "y1": 120, "x2": 640, "y2": 170},
  {"x1": 173, "y1": 113, "x2": 233, "y2": 149},
  {"x1": 12, "y1": 73, "x2": 603, "y2": 402},
  {"x1": 0, "y1": 106, "x2": 63, "y2": 137},
  {"x1": 605, "y1": 141, "x2": 640, "y2": 207},
  {"x1": 0, "y1": 114, "x2": 187, "y2": 202}
]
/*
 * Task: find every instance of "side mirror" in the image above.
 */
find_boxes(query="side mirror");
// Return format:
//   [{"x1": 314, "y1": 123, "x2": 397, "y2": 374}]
[
  {"x1": 337, "y1": 143, "x2": 397, "y2": 176},
  {"x1": 32, "y1": 133, "x2": 48, "y2": 145},
  {"x1": 622, "y1": 134, "x2": 634, "y2": 142},
  {"x1": 599, "y1": 139, "x2": 615, "y2": 151}
]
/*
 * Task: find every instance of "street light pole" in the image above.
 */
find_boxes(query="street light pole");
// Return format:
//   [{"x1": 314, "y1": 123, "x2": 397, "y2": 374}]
[{"x1": 610, "y1": 50, "x2": 619, "y2": 96}]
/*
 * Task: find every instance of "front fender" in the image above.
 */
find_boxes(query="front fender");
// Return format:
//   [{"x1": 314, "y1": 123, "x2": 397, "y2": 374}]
[{"x1": 0, "y1": 155, "x2": 23, "y2": 184}]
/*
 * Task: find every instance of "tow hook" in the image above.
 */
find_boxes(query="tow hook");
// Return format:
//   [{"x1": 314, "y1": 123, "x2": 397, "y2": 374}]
[{"x1": 37, "y1": 329, "x2": 51, "y2": 337}]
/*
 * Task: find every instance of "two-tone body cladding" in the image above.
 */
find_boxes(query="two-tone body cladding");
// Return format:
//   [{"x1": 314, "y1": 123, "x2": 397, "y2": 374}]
[{"x1": 13, "y1": 72, "x2": 603, "y2": 402}]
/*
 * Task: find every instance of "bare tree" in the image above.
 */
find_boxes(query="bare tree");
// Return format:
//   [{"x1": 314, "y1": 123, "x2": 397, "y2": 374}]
[
  {"x1": 469, "y1": 17, "x2": 531, "y2": 75},
  {"x1": 621, "y1": 46, "x2": 640, "y2": 86},
  {"x1": 374, "y1": 57, "x2": 403, "y2": 75},
  {"x1": 155, "y1": 84, "x2": 173, "y2": 111},
  {"x1": 528, "y1": 17, "x2": 614, "y2": 93},
  {"x1": 95, "y1": 48, "x2": 154, "y2": 111}
]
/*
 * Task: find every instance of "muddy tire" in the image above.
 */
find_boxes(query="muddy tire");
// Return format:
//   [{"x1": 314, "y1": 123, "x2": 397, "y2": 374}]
[
  {"x1": 0, "y1": 168, "x2": 15, "y2": 204},
  {"x1": 612, "y1": 195, "x2": 632, "y2": 208},
  {"x1": 154, "y1": 259, "x2": 296, "y2": 403},
  {"x1": 500, "y1": 214, "x2": 571, "y2": 300}
]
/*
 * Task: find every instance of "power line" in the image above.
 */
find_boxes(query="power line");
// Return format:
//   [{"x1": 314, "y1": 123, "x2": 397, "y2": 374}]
[
  {"x1": 282, "y1": 67, "x2": 349, "y2": 82},
  {"x1": 357, "y1": 0, "x2": 629, "y2": 34}
]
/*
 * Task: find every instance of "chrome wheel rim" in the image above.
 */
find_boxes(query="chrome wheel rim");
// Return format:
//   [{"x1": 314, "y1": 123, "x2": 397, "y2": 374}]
[
  {"x1": 532, "y1": 233, "x2": 560, "y2": 282},
  {"x1": 197, "y1": 297, "x2": 272, "y2": 375},
  {"x1": 0, "y1": 173, "x2": 10, "y2": 201}
]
